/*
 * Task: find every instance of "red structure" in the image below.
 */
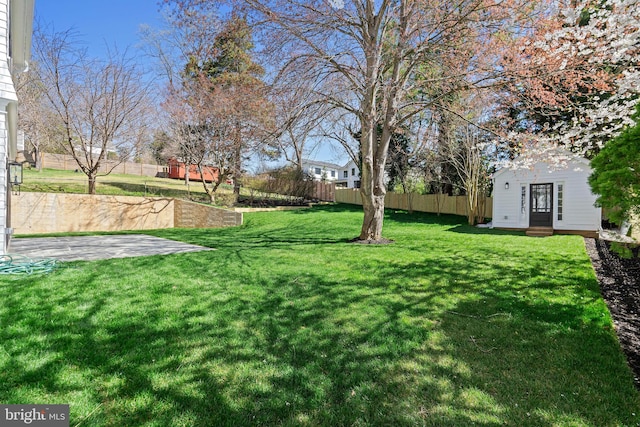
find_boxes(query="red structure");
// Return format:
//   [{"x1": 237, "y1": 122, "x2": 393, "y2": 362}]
[{"x1": 167, "y1": 158, "x2": 219, "y2": 183}]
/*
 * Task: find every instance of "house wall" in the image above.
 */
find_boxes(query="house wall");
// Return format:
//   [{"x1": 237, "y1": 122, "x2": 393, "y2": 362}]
[
  {"x1": 302, "y1": 160, "x2": 340, "y2": 182},
  {"x1": 0, "y1": 110, "x2": 7, "y2": 252},
  {"x1": 300, "y1": 159, "x2": 362, "y2": 188},
  {"x1": 492, "y1": 159, "x2": 601, "y2": 232},
  {"x1": 0, "y1": 0, "x2": 16, "y2": 253},
  {"x1": 0, "y1": 0, "x2": 16, "y2": 103},
  {"x1": 338, "y1": 160, "x2": 361, "y2": 188}
]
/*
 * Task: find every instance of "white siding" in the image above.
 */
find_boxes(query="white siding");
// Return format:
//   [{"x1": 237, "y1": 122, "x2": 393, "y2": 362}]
[
  {"x1": 0, "y1": 0, "x2": 16, "y2": 103},
  {"x1": 0, "y1": 0, "x2": 9, "y2": 253},
  {"x1": 302, "y1": 161, "x2": 340, "y2": 182},
  {"x1": 338, "y1": 160, "x2": 361, "y2": 188},
  {"x1": 0, "y1": 110, "x2": 7, "y2": 253},
  {"x1": 0, "y1": 0, "x2": 26, "y2": 254},
  {"x1": 302, "y1": 159, "x2": 361, "y2": 187},
  {"x1": 492, "y1": 158, "x2": 601, "y2": 232}
]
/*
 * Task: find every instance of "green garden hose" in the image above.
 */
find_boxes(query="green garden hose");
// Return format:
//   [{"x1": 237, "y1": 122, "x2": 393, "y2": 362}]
[{"x1": 0, "y1": 254, "x2": 58, "y2": 275}]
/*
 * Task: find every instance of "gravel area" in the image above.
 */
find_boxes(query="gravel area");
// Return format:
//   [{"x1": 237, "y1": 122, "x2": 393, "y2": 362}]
[{"x1": 585, "y1": 237, "x2": 640, "y2": 388}]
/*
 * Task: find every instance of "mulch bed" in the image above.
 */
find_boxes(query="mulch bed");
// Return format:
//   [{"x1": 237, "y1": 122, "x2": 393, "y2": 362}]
[
  {"x1": 585, "y1": 238, "x2": 640, "y2": 388},
  {"x1": 236, "y1": 196, "x2": 313, "y2": 208}
]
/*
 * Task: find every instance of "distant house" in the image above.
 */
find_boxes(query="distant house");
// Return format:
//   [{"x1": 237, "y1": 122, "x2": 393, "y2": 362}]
[
  {"x1": 302, "y1": 158, "x2": 361, "y2": 188},
  {"x1": 492, "y1": 154, "x2": 601, "y2": 237},
  {"x1": 167, "y1": 158, "x2": 220, "y2": 183},
  {"x1": 302, "y1": 159, "x2": 341, "y2": 182},
  {"x1": 336, "y1": 159, "x2": 361, "y2": 189},
  {"x1": 1, "y1": 0, "x2": 35, "y2": 254}
]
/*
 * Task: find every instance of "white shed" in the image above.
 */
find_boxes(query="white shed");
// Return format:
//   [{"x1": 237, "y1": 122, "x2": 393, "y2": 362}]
[{"x1": 492, "y1": 155, "x2": 601, "y2": 237}]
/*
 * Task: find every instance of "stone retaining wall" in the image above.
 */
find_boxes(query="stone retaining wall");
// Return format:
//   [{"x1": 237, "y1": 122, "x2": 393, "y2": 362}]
[{"x1": 10, "y1": 192, "x2": 242, "y2": 235}]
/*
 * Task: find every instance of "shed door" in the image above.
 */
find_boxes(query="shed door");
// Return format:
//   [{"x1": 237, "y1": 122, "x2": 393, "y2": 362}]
[{"x1": 530, "y1": 183, "x2": 553, "y2": 227}]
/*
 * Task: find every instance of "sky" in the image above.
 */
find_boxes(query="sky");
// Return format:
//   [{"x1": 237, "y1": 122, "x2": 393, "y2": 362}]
[
  {"x1": 35, "y1": 0, "x2": 165, "y2": 59},
  {"x1": 33, "y1": 0, "x2": 347, "y2": 165}
]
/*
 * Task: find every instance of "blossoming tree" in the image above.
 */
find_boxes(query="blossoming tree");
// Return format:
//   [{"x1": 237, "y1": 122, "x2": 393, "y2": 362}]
[{"x1": 501, "y1": 0, "x2": 640, "y2": 158}]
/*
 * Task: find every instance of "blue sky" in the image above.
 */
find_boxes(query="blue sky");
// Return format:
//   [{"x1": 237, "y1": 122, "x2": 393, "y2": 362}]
[
  {"x1": 34, "y1": 1, "x2": 346, "y2": 164},
  {"x1": 35, "y1": 0, "x2": 165, "y2": 58}
]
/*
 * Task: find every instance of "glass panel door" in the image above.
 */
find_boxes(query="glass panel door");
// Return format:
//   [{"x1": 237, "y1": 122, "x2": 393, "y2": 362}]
[{"x1": 529, "y1": 183, "x2": 553, "y2": 227}]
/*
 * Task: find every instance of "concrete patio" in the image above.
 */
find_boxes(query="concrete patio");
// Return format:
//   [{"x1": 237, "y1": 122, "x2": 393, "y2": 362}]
[{"x1": 8, "y1": 234, "x2": 214, "y2": 262}]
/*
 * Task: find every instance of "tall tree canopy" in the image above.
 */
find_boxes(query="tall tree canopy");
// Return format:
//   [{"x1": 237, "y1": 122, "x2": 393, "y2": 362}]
[
  {"x1": 163, "y1": 13, "x2": 273, "y2": 202},
  {"x1": 165, "y1": 0, "x2": 547, "y2": 241},
  {"x1": 500, "y1": 0, "x2": 640, "y2": 157}
]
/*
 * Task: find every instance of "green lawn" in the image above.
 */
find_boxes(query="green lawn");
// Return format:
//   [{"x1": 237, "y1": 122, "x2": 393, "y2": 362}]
[
  {"x1": 1, "y1": 205, "x2": 638, "y2": 426},
  {"x1": 20, "y1": 168, "x2": 219, "y2": 201}
]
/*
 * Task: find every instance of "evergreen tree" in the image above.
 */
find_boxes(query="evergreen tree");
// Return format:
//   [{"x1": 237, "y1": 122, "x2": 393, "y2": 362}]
[{"x1": 177, "y1": 13, "x2": 272, "y2": 201}]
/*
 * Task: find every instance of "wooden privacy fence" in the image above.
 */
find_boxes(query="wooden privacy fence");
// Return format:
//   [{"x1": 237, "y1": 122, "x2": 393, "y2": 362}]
[
  {"x1": 312, "y1": 181, "x2": 335, "y2": 202},
  {"x1": 335, "y1": 188, "x2": 493, "y2": 218}
]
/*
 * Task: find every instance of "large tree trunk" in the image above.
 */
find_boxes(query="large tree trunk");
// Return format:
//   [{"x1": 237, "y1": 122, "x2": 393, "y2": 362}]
[
  {"x1": 358, "y1": 113, "x2": 391, "y2": 241},
  {"x1": 357, "y1": 15, "x2": 388, "y2": 242},
  {"x1": 359, "y1": 163, "x2": 387, "y2": 241},
  {"x1": 34, "y1": 146, "x2": 42, "y2": 172}
]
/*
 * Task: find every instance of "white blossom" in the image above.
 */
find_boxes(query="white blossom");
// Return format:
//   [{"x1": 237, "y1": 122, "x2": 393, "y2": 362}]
[{"x1": 527, "y1": 0, "x2": 640, "y2": 155}]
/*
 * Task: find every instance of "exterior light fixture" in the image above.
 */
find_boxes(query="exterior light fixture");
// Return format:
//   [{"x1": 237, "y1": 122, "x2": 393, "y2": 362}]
[
  {"x1": 504, "y1": 182, "x2": 510, "y2": 190},
  {"x1": 8, "y1": 161, "x2": 23, "y2": 194}
]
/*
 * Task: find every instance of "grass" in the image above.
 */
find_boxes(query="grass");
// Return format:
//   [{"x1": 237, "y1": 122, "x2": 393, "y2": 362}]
[
  {"x1": 20, "y1": 168, "x2": 223, "y2": 201},
  {"x1": 20, "y1": 168, "x2": 293, "y2": 206},
  {"x1": 1, "y1": 204, "x2": 639, "y2": 426}
]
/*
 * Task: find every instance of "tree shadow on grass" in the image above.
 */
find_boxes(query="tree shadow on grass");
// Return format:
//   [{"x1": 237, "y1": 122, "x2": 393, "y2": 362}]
[
  {"x1": 152, "y1": 206, "x2": 476, "y2": 252},
  {"x1": 445, "y1": 224, "x2": 526, "y2": 236},
  {"x1": 1, "y1": 237, "x2": 638, "y2": 426},
  {"x1": 384, "y1": 209, "x2": 466, "y2": 226}
]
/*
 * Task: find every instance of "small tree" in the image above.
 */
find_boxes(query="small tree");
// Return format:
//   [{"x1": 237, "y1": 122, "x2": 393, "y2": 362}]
[
  {"x1": 150, "y1": 130, "x2": 172, "y2": 165},
  {"x1": 445, "y1": 123, "x2": 492, "y2": 226},
  {"x1": 33, "y1": 27, "x2": 152, "y2": 194}
]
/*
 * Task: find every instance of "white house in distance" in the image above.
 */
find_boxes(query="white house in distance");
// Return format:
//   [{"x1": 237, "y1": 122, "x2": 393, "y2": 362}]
[
  {"x1": 492, "y1": 153, "x2": 601, "y2": 237},
  {"x1": 302, "y1": 158, "x2": 362, "y2": 188},
  {"x1": 0, "y1": 0, "x2": 34, "y2": 254},
  {"x1": 302, "y1": 159, "x2": 341, "y2": 182}
]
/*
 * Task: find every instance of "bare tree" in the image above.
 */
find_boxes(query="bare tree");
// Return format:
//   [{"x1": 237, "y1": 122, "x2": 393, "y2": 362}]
[
  {"x1": 14, "y1": 64, "x2": 63, "y2": 170},
  {"x1": 269, "y1": 74, "x2": 331, "y2": 171},
  {"x1": 166, "y1": 0, "x2": 543, "y2": 241},
  {"x1": 162, "y1": 76, "x2": 246, "y2": 203},
  {"x1": 441, "y1": 120, "x2": 492, "y2": 226},
  {"x1": 32, "y1": 27, "x2": 152, "y2": 194}
]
